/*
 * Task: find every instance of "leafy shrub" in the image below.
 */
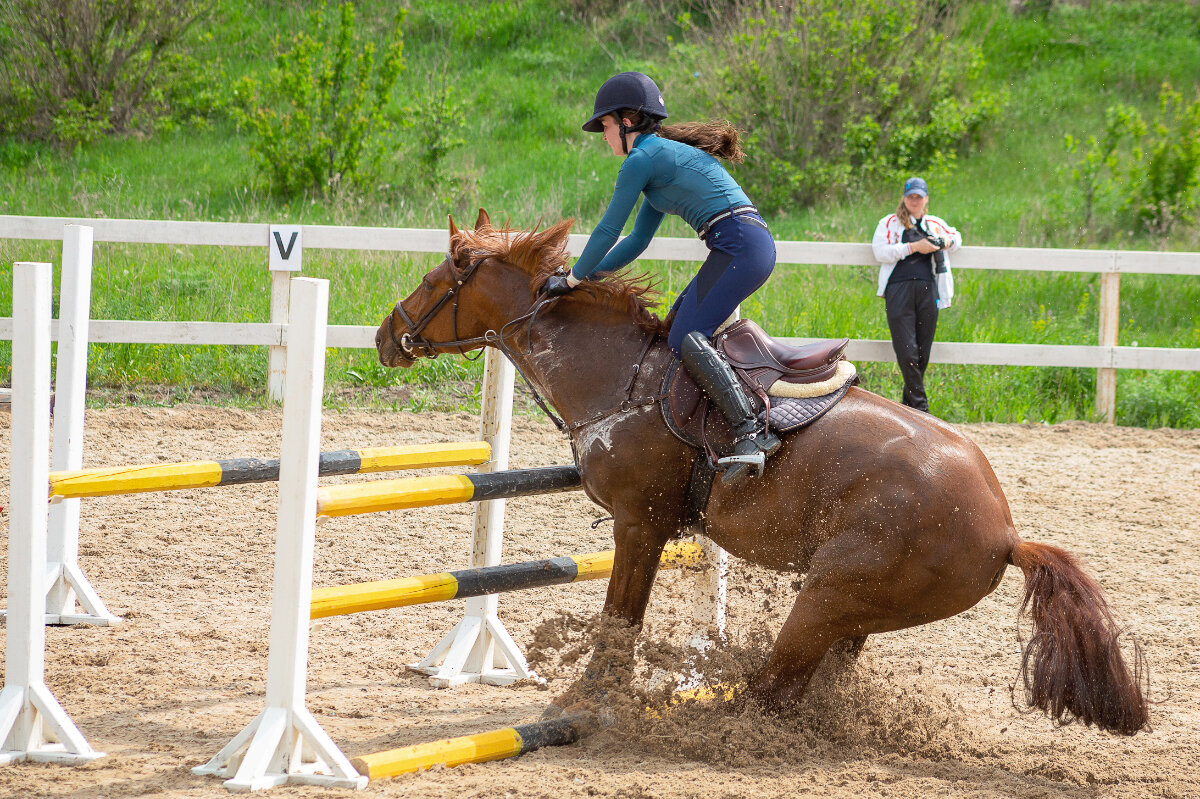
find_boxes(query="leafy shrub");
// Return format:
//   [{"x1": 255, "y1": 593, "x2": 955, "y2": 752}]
[
  {"x1": 393, "y1": 79, "x2": 468, "y2": 194},
  {"x1": 1117, "y1": 371, "x2": 1200, "y2": 428},
  {"x1": 669, "y1": 0, "x2": 1004, "y2": 209},
  {"x1": 1122, "y1": 84, "x2": 1200, "y2": 237},
  {"x1": 0, "y1": 0, "x2": 211, "y2": 145},
  {"x1": 1060, "y1": 82, "x2": 1200, "y2": 240},
  {"x1": 232, "y1": 1, "x2": 406, "y2": 198}
]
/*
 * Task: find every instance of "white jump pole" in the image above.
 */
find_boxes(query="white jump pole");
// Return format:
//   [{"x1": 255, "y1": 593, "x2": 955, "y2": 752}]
[
  {"x1": 690, "y1": 539, "x2": 728, "y2": 644},
  {"x1": 411, "y1": 349, "x2": 533, "y2": 687},
  {"x1": 192, "y1": 277, "x2": 365, "y2": 791},
  {"x1": 45, "y1": 225, "x2": 119, "y2": 626},
  {"x1": 0, "y1": 262, "x2": 102, "y2": 766}
]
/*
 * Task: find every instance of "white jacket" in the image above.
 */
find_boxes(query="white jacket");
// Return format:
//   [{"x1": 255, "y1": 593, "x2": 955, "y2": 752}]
[{"x1": 871, "y1": 213, "x2": 960, "y2": 309}]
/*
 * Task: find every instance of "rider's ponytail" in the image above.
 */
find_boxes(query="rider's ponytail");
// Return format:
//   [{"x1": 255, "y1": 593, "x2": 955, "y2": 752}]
[
  {"x1": 617, "y1": 110, "x2": 745, "y2": 164},
  {"x1": 658, "y1": 120, "x2": 745, "y2": 164}
]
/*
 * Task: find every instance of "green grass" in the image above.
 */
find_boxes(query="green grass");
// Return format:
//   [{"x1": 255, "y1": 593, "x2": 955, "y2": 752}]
[{"x1": 0, "y1": 0, "x2": 1198, "y2": 427}]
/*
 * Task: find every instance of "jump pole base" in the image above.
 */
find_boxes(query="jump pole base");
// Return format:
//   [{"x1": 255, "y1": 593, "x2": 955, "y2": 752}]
[
  {"x1": 0, "y1": 683, "x2": 104, "y2": 766},
  {"x1": 44, "y1": 561, "x2": 121, "y2": 627},
  {"x1": 410, "y1": 611, "x2": 538, "y2": 688},
  {"x1": 0, "y1": 560, "x2": 121, "y2": 627},
  {"x1": 191, "y1": 706, "x2": 366, "y2": 792}
]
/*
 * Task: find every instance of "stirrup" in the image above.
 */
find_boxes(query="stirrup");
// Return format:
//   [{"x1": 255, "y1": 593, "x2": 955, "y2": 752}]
[
  {"x1": 715, "y1": 451, "x2": 767, "y2": 482},
  {"x1": 715, "y1": 430, "x2": 781, "y2": 484},
  {"x1": 716, "y1": 451, "x2": 766, "y2": 471}
]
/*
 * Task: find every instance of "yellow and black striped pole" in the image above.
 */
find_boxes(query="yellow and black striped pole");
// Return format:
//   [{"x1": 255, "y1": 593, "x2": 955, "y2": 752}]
[
  {"x1": 47, "y1": 441, "x2": 492, "y2": 499},
  {"x1": 311, "y1": 539, "x2": 702, "y2": 619},
  {"x1": 351, "y1": 713, "x2": 595, "y2": 781},
  {"x1": 315, "y1": 465, "x2": 582, "y2": 518}
]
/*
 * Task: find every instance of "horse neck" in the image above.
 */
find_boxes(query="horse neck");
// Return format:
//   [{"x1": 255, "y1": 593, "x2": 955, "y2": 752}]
[{"x1": 505, "y1": 304, "x2": 665, "y2": 428}]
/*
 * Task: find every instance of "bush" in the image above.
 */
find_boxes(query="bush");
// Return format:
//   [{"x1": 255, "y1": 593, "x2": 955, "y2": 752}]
[
  {"x1": 1117, "y1": 371, "x2": 1200, "y2": 428},
  {"x1": 669, "y1": 0, "x2": 1004, "y2": 209},
  {"x1": 391, "y1": 78, "x2": 467, "y2": 195},
  {"x1": 232, "y1": 1, "x2": 406, "y2": 198},
  {"x1": 0, "y1": 0, "x2": 211, "y2": 145},
  {"x1": 1123, "y1": 84, "x2": 1200, "y2": 238},
  {"x1": 1059, "y1": 82, "x2": 1200, "y2": 240}
]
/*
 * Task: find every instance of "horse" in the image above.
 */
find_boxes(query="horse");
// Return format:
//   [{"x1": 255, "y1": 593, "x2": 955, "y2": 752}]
[{"x1": 375, "y1": 210, "x2": 1150, "y2": 736}]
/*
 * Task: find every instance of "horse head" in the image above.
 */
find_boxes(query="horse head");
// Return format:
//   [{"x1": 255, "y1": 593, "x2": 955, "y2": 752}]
[{"x1": 376, "y1": 208, "x2": 566, "y2": 368}]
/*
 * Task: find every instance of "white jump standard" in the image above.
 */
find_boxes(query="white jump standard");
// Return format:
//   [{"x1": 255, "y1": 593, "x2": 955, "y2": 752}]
[
  {"x1": 192, "y1": 277, "x2": 367, "y2": 791},
  {"x1": 0, "y1": 262, "x2": 102, "y2": 765}
]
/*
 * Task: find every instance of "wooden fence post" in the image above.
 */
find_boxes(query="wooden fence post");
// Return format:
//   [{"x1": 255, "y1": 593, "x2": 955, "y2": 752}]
[
  {"x1": 267, "y1": 225, "x2": 303, "y2": 403},
  {"x1": 1096, "y1": 269, "x2": 1120, "y2": 424}
]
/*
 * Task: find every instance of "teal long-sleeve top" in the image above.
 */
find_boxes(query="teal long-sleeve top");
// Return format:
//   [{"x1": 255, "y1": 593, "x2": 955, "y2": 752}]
[{"x1": 570, "y1": 134, "x2": 752, "y2": 281}]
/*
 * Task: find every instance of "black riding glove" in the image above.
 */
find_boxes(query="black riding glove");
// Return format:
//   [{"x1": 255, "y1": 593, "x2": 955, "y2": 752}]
[{"x1": 541, "y1": 274, "x2": 576, "y2": 297}]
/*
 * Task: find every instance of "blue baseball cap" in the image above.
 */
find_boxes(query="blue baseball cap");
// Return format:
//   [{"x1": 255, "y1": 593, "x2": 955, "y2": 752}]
[{"x1": 904, "y1": 177, "x2": 928, "y2": 197}]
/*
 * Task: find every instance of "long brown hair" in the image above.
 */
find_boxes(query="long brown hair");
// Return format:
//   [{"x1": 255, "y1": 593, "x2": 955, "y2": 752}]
[
  {"x1": 618, "y1": 110, "x2": 745, "y2": 164},
  {"x1": 896, "y1": 199, "x2": 914, "y2": 230}
]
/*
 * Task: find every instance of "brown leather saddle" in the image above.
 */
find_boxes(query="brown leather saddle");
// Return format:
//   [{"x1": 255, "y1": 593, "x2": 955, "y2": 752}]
[{"x1": 661, "y1": 319, "x2": 854, "y2": 461}]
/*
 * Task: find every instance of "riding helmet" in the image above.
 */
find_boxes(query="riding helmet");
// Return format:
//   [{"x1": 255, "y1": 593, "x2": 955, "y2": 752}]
[{"x1": 582, "y1": 71, "x2": 668, "y2": 132}]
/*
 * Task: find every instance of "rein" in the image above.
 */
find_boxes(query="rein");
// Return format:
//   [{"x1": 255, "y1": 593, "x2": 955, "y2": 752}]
[{"x1": 387, "y1": 256, "x2": 667, "y2": 439}]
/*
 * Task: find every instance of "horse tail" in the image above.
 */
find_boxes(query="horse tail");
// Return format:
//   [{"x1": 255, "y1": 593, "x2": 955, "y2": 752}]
[{"x1": 1007, "y1": 537, "x2": 1150, "y2": 735}]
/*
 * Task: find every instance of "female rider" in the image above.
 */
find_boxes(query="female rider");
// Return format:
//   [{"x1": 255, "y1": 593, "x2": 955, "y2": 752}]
[{"x1": 541, "y1": 71, "x2": 778, "y2": 486}]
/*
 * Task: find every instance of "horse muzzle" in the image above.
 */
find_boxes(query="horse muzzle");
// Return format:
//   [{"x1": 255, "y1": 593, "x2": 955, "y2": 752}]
[{"x1": 375, "y1": 320, "x2": 417, "y2": 369}]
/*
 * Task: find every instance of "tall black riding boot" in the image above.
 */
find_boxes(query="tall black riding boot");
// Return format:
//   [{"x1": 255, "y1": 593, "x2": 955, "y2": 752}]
[{"x1": 680, "y1": 331, "x2": 781, "y2": 486}]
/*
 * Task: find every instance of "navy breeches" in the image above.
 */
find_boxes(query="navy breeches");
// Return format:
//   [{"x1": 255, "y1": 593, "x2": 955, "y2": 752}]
[{"x1": 667, "y1": 213, "x2": 776, "y2": 356}]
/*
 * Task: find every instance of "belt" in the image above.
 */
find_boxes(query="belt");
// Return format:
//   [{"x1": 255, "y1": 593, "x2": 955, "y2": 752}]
[{"x1": 697, "y1": 205, "x2": 759, "y2": 241}]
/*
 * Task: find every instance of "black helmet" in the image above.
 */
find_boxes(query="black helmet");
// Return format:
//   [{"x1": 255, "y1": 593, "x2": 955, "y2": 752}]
[{"x1": 582, "y1": 71, "x2": 668, "y2": 132}]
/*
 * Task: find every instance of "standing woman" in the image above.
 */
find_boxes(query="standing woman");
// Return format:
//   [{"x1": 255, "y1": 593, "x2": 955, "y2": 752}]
[
  {"x1": 541, "y1": 71, "x2": 778, "y2": 485},
  {"x1": 871, "y1": 177, "x2": 960, "y2": 413}
]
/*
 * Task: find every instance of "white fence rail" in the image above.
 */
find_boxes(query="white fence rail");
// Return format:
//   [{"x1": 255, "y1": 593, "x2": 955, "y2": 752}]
[{"x1": 2, "y1": 215, "x2": 1199, "y2": 420}]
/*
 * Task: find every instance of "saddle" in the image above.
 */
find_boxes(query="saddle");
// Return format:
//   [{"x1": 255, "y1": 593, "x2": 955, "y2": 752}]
[{"x1": 661, "y1": 319, "x2": 856, "y2": 461}]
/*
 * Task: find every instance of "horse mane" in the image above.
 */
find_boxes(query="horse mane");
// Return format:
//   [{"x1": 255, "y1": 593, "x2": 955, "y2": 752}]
[{"x1": 449, "y1": 216, "x2": 669, "y2": 335}]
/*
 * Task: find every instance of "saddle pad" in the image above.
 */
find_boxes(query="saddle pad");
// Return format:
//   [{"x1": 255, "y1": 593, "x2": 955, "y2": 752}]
[
  {"x1": 769, "y1": 359, "x2": 857, "y2": 398},
  {"x1": 660, "y1": 359, "x2": 856, "y2": 457},
  {"x1": 763, "y1": 380, "x2": 854, "y2": 431}
]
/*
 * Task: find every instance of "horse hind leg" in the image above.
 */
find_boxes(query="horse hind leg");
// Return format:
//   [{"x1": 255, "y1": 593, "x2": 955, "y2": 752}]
[{"x1": 745, "y1": 584, "x2": 881, "y2": 711}]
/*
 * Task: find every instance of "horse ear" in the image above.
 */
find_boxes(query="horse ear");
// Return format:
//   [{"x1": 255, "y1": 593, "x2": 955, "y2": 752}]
[
  {"x1": 474, "y1": 208, "x2": 491, "y2": 230},
  {"x1": 448, "y1": 214, "x2": 460, "y2": 239}
]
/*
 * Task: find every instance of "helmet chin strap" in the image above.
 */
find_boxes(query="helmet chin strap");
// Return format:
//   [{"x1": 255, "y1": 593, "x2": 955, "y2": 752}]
[{"x1": 616, "y1": 114, "x2": 660, "y2": 155}]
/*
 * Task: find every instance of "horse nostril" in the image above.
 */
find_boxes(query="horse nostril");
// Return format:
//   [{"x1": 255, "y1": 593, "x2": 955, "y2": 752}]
[{"x1": 375, "y1": 329, "x2": 383, "y2": 348}]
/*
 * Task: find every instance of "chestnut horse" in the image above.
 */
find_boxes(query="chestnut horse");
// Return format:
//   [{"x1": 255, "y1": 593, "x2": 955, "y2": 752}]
[{"x1": 375, "y1": 211, "x2": 1149, "y2": 735}]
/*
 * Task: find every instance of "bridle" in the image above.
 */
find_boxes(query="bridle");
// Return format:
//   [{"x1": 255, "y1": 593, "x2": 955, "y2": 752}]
[
  {"x1": 388, "y1": 253, "x2": 491, "y2": 361},
  {"x1": 384, "y1": 251, "x2": 666, "y2": 440},
  {"x1": 386, "y1": 251, "x2": 571, "y2": 426}
]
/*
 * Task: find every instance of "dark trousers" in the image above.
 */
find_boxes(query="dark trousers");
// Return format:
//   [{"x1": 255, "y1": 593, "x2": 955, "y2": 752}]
[
  {"x1": 667, "y1": 214, "x2": 775, "y2": 356},
  {"x1": 884, "y1": 280, "x2": 938, "y2": 412}
]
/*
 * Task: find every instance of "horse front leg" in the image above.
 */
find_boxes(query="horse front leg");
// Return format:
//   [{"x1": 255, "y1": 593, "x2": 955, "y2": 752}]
[{"x1": 550, "y1": 517, "x2": 669, "y2": 712}]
